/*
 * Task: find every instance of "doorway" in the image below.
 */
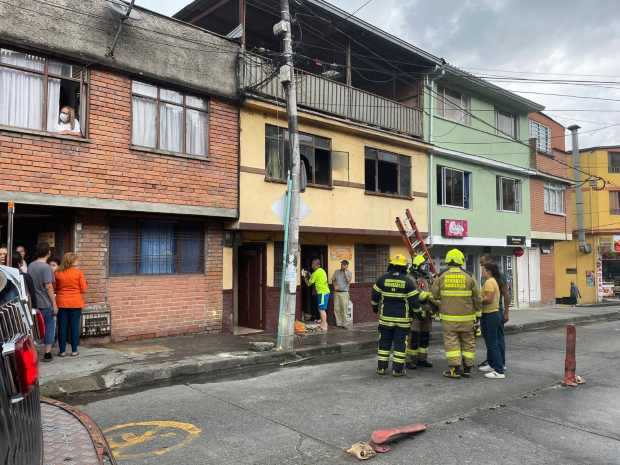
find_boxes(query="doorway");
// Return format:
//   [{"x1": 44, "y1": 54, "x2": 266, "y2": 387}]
[
  {"x1": 237, "y1": 244, "x2": 266, "y2": 330},
  {"x1": 300, "y1": 245, "x2": 328, "y2": 321}
]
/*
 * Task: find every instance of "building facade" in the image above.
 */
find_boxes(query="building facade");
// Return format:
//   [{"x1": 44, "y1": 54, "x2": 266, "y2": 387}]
[
  {"x1": 425, "y1": 75, "x2": 543, "y2": 300},
  {"x1": 0, "y1": 0, "x2": 240, "y2": 340},
  {"x1": 524, "y1": 112, "x2": 572, "y2": 306},
  {"x1": 555, "y1": 145, "x2": 620, "y2": 304}
]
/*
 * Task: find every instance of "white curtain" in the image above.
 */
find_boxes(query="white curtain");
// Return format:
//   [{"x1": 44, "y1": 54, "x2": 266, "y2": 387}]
[
  {"x1": 132, "y1": 96, "x2": 157, "y2": 147},
  {"x1": 46, "y1": 78, "x2": 61, "y2": 131},
  {"x1": 186, "y1": 109, "x2": 208, "y2": 156},
  {"x1": 0, "y1": 50, "x2": 45, "y2": 130},
  {"x1": 159, "y1": 102, "x2": 183, "y2": 153}
]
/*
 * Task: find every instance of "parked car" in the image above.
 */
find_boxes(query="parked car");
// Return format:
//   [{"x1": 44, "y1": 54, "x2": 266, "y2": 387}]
[{"x1": 0, "y1": 266, "x2": 115, "y2": 465}]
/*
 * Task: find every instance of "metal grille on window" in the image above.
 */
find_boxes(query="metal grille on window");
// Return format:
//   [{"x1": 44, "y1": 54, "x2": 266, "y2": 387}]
[
  {"x1": 529, "y1": 120, "x2": 551, "y2": 153},
  {"x1": 354, "y1": 245, "x2": 389, "y2": 284}
]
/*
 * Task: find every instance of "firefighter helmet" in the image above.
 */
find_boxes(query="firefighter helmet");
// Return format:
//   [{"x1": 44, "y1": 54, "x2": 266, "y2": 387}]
[
  {"x1": 389, "y1": 254, "x2": 408, "y2": 267},
  {"x1": 445, "y1": 248, "x2": 465, "y2": 266}
]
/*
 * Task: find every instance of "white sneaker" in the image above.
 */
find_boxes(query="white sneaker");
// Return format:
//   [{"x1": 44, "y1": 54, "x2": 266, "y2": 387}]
[
  {"x1": 485, "y1": 371, "x2": 506, "y2": 379},
  {"x1": 479, "y1": 364, "x2": 493, "y2": 372}
]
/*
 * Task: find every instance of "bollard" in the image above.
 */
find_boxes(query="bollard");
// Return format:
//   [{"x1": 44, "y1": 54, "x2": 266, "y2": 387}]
[{"x1": 562, "y1": 324, "x2": 578, "y2": 387}]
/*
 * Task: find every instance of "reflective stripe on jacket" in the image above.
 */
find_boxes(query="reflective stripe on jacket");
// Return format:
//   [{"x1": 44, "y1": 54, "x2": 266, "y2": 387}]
[
  {"x1": 371, "y1": 270, "x2": 422, "y2": 328},
  {"x1": 431, "y1": 267, "x2": 481, "y2": 319}
]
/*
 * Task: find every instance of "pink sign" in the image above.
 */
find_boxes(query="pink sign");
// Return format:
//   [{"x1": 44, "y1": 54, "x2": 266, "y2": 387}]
[{"x1": 442, "y1": 219, "x2": 468, "y2": 238}]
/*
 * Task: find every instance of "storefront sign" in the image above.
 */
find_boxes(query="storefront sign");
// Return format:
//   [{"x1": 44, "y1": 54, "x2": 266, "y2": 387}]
[
  {"x1": 441, "y1": 219, "x2": 468, "y2": 238},
  {"x1": 513, "y1": 247, "x2": 525, "y2": 257},
  {"x1": 330, "y1": 246, "x2": 353, "y2": 262},
  {"x1": 506, "y1": 235, "x2": 526, "y2": 246},
  {"x1": 613, "y1": 235, "x2": 620, "y2": 252}
]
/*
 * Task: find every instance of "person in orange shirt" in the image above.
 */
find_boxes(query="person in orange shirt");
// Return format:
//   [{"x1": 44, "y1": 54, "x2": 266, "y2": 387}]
[{"x1": 55, "y1": 252, "x2": 87, "y2": 357}]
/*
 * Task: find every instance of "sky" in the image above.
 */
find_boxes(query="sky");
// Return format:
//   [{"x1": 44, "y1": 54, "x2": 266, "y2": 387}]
[{"x1": 138, "y1": 0, "x2": 620, "y2": 149}]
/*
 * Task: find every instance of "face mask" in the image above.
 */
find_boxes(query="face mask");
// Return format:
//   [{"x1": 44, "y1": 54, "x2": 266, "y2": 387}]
[{"x1": 59, "y1": 112, "x2": 69, "y2": 123}]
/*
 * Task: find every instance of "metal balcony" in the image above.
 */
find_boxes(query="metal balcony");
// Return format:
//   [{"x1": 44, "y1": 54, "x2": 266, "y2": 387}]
[{"x1": 240, "y1": 53, "x2": 423, "y2": 139}]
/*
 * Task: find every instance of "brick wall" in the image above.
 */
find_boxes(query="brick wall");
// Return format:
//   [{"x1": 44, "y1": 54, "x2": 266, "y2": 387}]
[
  {"x1": 530, "y1": 179, "x2": 569, "y2": 234},
  {"x1": 75, "y1": 212, "x2": 224, "y2": 341},
  {"x1": 0, "y1": 69, "x2": 238, "y2": 210},
  {"x1": 540, "y1": 250, "x2": 555, "y2": 304}
]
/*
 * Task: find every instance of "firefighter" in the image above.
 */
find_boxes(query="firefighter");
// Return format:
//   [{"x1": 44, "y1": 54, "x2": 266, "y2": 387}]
[
  {"x1": 406, "y1": 254, "x2": 434, "y2": 370},
  {"x1": 372, "y1": 254, "x2": 431, "y2": 377},
  {"x1": 431, "y1": 249, "x2": 481, "y2": 379}
]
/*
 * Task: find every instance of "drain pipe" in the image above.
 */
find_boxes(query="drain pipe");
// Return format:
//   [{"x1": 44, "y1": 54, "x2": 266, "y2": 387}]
[{"x1": 426, "y1": 66, "x2": 445, "y2": 249}]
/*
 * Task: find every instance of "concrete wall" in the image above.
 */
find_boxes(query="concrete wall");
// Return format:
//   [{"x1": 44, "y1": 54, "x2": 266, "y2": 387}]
[
  {"x1": 554, "y1": 238, "x2": 598, "y2": 304},
  {"x1": 0, "y1": 0, "x2": 239, "y2": 100},
  {"x1": 238, "y1": 100, "x2": 429, "y2": 234}
]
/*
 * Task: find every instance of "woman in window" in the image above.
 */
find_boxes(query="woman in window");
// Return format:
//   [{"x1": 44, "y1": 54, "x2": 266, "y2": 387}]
[
  {"x1": 54, "y1": 252, "x2": 87, "y2": 357},
  {"x1": 55, "y1": 106, "x2": 81, "y2": 136}
]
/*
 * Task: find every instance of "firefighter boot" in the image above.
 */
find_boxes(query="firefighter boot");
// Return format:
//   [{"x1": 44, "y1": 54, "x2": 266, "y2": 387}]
[
  {"x1": 416, "y1": 332, "x2": 432, "y2": 367},
  {"x1": 442, "y1": 366, "x2": 462, "y2": 379},
  {"x1": 462, "y1": 365, "x2": 472, "y2": 378}
]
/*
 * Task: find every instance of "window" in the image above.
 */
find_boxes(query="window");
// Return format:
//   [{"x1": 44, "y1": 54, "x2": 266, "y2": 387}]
[
  {"x1": 265, "y1": 125, "x2": 332, "y2": 185},
  {"x1": 435, "y1": 86, "x2": 470, "y2": 124},
  {"x1": 109, "y1": 219, "x2": 204, "y2": 275},
  {"x1": 610, "y1": 192, "x2": 620, "y2": 215},
  {"x1": 529, "y1": 120, "x2": 551, "y2": 154},
  {"x1": 131, "y1": 81, "x2": 208, "y2": 156},
  {"x1": 608, "y1": 152, "x2": 620, "y2": 173},
  {"x1": 496, "y1": 110, "x2": 517, "y2": 138},
  {"x1": 365, "y1": 147, "x2": 411, "y2": 197},
  {"x1": 354, "y1": 244, "x2": 389, "y2": 283},
  {"x1": 496, "y1": 176, "x2": 521, "y2": 212},
  {"x1": 437, "y1": 166, "x2": 471, "y2": 208},
  {"x1": 544, "y1": 183, "x2": 565, "y2": 214},
  {"x1": 0, "y1": 47, "x2": 86, "y2": 135}
]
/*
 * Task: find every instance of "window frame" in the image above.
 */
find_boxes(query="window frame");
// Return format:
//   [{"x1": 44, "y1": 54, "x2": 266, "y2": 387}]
[
  {"x1": 543, "y1": 183, "x2": 566, "y2": 215},
  {"x1": 608, "y1": 152, "x2": 620, "y2": 174},
  {"x1": 264, "y1": 124, "x2": 333, "y2": 187},
  {"x1": 495, "y1": 108, "x2": 518, "y2": 139},
  {"x1": 529, "y1": 119, "x2": 552, "y2": 154},
  {"x1": 108, "y1": 217, "x2": 206, "y2": 277},
  {"x1": 435, "y1": 85, "x2": 470, "y2": 125},
  {"x1": 0, "y1": 46, "x2": 88, "y2": 137},
  {"x1": 496, "y1": 176, "x2": 522, "y2": 213},
  {"x1": 131, "y1": 80, "x2": 209, "y2": 157},
  {"x1": 437, "y1": 165, "x2": 472, "y2": 209},
  {"x1": 364, "y1": 147, "x2": 412, "y2": 198},
  {"x1": 609, "y1": 191, "x2": 620, "y2": 215},
  {"x1": 354, "y1": 244, "x2": 389, "y2": 284}
]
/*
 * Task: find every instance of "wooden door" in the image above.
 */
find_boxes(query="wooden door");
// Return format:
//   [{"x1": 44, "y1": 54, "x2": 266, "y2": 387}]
[{"x1": 238, "y1": 245, "x2": 265, "y2": 329}]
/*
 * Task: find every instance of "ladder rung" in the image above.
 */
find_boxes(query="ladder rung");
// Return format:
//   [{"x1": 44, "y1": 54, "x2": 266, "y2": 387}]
[{"x1": 411, "y1": 240, "x2": 421, "y2": 249}]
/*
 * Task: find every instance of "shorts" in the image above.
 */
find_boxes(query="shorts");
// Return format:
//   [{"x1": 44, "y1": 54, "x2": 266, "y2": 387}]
[
  {"x1": 317, "y1": 293, "x2": 330, "y2": 311},
  {"x1": 40, "y1": 307, "x2": 56, "y2": 345}
]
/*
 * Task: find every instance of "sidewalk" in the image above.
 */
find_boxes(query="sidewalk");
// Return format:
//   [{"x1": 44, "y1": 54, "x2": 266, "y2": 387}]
[{"x1": 40, "y1": 304, "x2": 620, "y2": 398}]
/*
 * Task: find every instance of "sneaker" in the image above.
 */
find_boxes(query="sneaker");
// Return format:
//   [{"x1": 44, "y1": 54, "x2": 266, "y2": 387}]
[
  {"x1": 484, "y1": 371, "x2": 506, "y2": 379},
  {"x1": 376, "y1": 368, "x2": 387, "y2": 376},
  {"x1": 416, "y1": 359, "x2": 433, "y2": 368},
  {"x1": 43, "y1": 352, "x2": 53, "y2": 362},
  {"x1": 479, "y1": 364, "x2": 493, "y2": 372},
  {"x1": 478, "y1": 360, "x2": 489, "y2": 368},
  {"x1": 442, "y1": 367, "x2": 461, "y2": 379},
  {"x1": 462, "y1": 366, "x2": 472, "y2": 378}
]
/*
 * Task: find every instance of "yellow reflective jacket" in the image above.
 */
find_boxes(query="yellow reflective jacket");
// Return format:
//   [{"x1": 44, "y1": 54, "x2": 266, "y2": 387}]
[{"x1": 431, "y1": 267, "x2": 481, "y2": 322}]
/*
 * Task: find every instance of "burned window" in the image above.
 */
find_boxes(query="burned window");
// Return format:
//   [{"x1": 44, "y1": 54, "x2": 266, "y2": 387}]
[
  {"x1": 265, "y1": 124, "x2": 332, "y2": 185},
  {"x1": 109, "y1": 219, "x2": 204, "y2": 276},
  {"x1": 0, "y1": 47, "x2": 87, "y2": 136},
  {"x1": 365, "y1": 147, "x2": 411, "y2": 197}
]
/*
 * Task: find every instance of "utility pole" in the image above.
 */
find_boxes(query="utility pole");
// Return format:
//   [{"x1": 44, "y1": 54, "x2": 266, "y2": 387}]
[
  {"x1": 569, "y1": 125, "x2": 590, "y2": 254},
  {"x1": 276, "y1": 0, "x2": 301, "y2": 352}
]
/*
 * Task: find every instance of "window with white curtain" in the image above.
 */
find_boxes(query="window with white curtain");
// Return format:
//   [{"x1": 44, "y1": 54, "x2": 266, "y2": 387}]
[
  {"x1": 544, "y1": 183, "x2": 565, "y2": 214},
  {"x1": 435, "y1": 86, "x2": 470, "y2": 124},
  {"x1": 131, "y1": 81, "x2": 208, "y2": 157},
  {"x1": 529, "y1": 120, "x2": 551, "y2": 154},
  {"x1": 0, "y1": 47, "x2": 86, "y2": 135},
  {"x1": 496, "y1": 109, "x2": 517, "y2": 138},
  {"x1": 496, "y1": 176, "x2": 521, "y2": 212}
]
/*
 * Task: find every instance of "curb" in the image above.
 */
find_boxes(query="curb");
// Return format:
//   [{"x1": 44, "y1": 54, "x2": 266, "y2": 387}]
[{"x1": 40, "y1": 310, "x2": 620, "y2": 398}]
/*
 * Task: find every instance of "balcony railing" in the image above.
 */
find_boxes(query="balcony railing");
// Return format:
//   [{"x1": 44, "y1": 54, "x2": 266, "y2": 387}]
[{"x1": 240, "y1": 53, "x2": 423, "y2": 139}]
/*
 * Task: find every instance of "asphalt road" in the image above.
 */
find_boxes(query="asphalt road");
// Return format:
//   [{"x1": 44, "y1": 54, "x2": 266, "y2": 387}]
[{"x1": 76, "y1": 321, "x2": 620, "y2": 465}]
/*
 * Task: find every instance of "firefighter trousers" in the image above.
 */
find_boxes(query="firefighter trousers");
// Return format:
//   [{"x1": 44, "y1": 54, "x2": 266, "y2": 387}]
[
  {"x1": 408, "y1": 316, "x2": 432, "y2": 361},
  {"x1": 378, "y1": 323, "x2": 409, "y2": 373},
  {"x1": 442, "y1": 321, "x2": 476, "y2": 368}
]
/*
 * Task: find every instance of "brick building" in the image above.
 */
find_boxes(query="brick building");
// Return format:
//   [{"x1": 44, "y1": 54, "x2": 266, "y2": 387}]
[
  {"x1": 0, "y1": 1, "x2": 239, "y2": 340},
  {"x1": 519, "y1": 112, "x2": 572, "y2": 305}
]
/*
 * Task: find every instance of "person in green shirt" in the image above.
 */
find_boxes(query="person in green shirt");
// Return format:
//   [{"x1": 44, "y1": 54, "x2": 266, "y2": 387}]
[{"x1": 303, "y1": 258, "x2": 330, "y2": 331}]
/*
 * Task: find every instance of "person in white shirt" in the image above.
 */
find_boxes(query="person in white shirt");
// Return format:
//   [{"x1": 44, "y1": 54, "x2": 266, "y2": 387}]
[{"x1": 55, "y1": 106, "x2": 81, "y2": 136}]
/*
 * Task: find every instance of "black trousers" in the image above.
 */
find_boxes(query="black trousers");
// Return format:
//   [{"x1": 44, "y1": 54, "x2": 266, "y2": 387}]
[{"x1": 377, "y1": 324, "x2": 409, "y2": 373}]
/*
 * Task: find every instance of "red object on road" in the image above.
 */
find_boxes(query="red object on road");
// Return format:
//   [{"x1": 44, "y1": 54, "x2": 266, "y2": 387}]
[
  {"x1": 562, "y1": 324, "x2": 578, "y2": 387},
  {"x1": 369, "y1": 423, "x2": 427, "y2": 452}
]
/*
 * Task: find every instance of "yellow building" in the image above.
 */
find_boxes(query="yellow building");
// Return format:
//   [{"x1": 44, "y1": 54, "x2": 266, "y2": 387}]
[
  {"x1": 555, "y1": 145, "x2": 620, "y2": 303},
  {"x1": 223, "y1": 99, "x2": 430, "y2": 332}
]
